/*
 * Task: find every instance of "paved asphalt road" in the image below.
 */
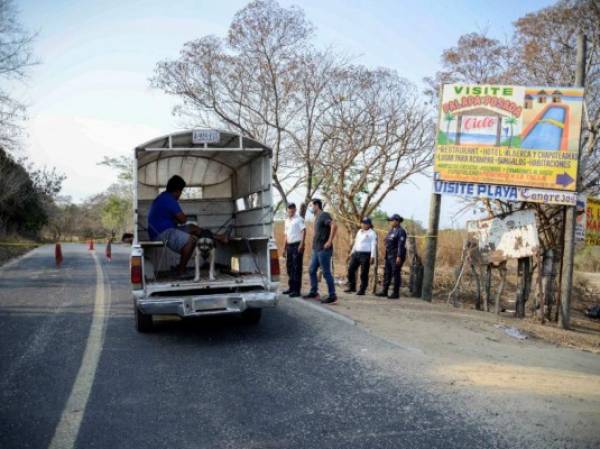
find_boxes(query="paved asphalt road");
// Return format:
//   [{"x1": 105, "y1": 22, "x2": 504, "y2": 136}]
[{"x1": 0, "y1": 244, "x2": 508, "y2": 449}]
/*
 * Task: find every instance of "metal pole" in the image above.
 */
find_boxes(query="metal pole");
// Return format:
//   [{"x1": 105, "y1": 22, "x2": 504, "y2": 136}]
[
  {"x1": 421, "y1": 192, "x2": 441, "y2": 301},
  {"x1": 559, "y1": 33, "x2": 586, "y2": 329}
]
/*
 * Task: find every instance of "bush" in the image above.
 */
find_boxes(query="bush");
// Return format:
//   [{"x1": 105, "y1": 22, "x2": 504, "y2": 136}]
[{"x1": 575, "y1": 246, "x2": 600, "y2": 272}]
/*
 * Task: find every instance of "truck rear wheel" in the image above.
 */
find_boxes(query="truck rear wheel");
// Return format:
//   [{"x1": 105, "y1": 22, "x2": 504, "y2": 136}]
[
  {"x1": 135, "y1": 305, "x2": 154, "y2": 333},
  {"x1": 240, "y1": 308, "x2": 262, "y2": 325}
]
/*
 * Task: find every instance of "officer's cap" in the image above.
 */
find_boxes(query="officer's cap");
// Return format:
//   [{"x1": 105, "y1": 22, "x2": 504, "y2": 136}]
[{"x1": 387, "y1": 214, "x2": 403, "y2": 222}]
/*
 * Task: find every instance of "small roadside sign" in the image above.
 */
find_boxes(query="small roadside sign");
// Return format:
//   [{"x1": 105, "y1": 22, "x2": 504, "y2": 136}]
[
  {"x1": 585, "y1": 197, "x2": 600, "y2": 246},
  {"x1": 575, "y1": 195, "x2": 586, "y2": 243},
  {"x1": 467, "y1": 209, "x2": 539, "y2": 264}
]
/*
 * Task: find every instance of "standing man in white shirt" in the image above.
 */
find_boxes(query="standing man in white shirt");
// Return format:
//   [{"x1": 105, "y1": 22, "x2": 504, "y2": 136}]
[
  {"x1": 345, "y1": 217, "x2": 377, "y2": 296},
  {"x1": 283, "y1": 203, "x2": 306, "y2": 297}
]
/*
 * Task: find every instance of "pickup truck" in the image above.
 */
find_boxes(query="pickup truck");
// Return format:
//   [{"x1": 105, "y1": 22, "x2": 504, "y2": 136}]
[{"x1": 130, "y1": 129, "x2": 279, "y2": 332}]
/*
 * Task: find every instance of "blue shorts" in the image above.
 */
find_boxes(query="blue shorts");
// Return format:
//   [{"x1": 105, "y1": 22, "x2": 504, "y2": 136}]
[{"x1": 157, "y1": 227, "x2": 194, "y2": 253}]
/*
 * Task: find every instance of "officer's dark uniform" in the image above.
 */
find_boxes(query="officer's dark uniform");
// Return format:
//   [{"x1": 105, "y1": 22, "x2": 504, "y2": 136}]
[{"x1": 378, "y1": 214, "x2": 407, "y2": 298}]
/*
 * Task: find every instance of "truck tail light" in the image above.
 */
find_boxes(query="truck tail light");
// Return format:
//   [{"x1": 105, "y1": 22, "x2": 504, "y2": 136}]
[
  {"x1": 270, "y1": 248, "x2": 280, "y2": 282},
  {"x1": 131, "y1": 256, "x2": 142, "y2": 288}
]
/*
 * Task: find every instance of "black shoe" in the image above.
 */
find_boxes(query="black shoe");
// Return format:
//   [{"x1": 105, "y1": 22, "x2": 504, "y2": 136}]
[
  {"x1": 321, "y1": 295, "x2": 338, "y2": 304},
  {"x1": 343, "y1": 287, "x2": 356, "y2": 293},
  {"x1": 356, "y1": 290, "x2": 366, "y2": 296},
  {"x1": 289, "y1": 292, "x2": 300, "y2": 298},
  {"x1": 302, "y1": 292, "x2": 319, "y2": 299},
  {"x1": 375, "y1": 290, "x2": 388, "y2": 297},
  {"x1": 282, "y1": 289, "x2": 292, "y2": 295},
  {"x1": 388, "y1": 292, "x2": 400, "y2": 299}
]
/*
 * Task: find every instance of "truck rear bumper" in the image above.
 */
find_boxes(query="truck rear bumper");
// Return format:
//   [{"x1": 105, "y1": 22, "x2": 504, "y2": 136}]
[{"x1": 135, "y1": 291, "x2": 278, "y2": 317}]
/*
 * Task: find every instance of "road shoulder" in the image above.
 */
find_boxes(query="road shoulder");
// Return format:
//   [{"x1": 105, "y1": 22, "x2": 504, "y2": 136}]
[{"x1": 320, "y1": 290, "x2": 600, "y2": 449}]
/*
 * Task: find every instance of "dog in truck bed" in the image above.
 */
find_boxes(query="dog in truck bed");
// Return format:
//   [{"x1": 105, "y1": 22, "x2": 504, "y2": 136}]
[{"x1": 193, "y1": 229, "x2": 216, "y2": 282}]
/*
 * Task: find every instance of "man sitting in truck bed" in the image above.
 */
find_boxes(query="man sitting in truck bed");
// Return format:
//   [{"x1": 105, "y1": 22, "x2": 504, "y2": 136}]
[{"x1": 147, "y1": 175, "x2": 218, "y2": 276}]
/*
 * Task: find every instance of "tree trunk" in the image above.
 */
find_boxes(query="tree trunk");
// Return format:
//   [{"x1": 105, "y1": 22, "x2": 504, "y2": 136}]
[
  {"x1": 516, "y1": 257, "x2": 532, "y2": 318},
  {"x1": 483, "y1": 264, "x2": 492, "y2": 312},
  {"x1": 495, "y1": 263, "x2": 507, "y2": 314}
]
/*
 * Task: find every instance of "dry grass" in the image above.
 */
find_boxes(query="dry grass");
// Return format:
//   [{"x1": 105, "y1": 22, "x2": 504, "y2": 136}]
[
  {"x1": 275, "y1": 218, "x2": 600, "y2": 349},
  {"x1": 275, "y1": 221, "x2": 476, "y2": 275},
  {"x1": 0, "y1": 236, "x2": 38, "y2": 266}
]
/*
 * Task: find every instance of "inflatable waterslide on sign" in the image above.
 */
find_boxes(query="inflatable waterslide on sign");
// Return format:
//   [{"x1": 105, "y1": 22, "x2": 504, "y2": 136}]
[{"x1": 435, "y1": 84, "x2": 584, "y2": 192}]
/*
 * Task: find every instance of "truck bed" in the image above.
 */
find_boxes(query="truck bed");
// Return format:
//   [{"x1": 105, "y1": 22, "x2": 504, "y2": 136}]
[{"x1": 145, "y1": 268, "x2": 267, "y2": 296}]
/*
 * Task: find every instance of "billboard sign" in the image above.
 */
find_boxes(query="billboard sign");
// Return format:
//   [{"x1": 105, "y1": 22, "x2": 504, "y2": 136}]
[
  {"x1": 586, "y1": 197, "x2": 600, "y2": 246},
  {"x1": 467, "y1": 209, "x2": 539, "y2": 264},
  {"x1": 435, "y1": 84, "x2": 584, "y2": 191},
  {"x1": 433, "y1": 176, "x2": 577, "y2": 206}
]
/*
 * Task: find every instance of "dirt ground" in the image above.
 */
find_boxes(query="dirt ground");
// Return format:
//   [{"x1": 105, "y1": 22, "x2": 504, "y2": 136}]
[{"x1": 284, "y1": 267, "x2": 600, "y2": 448}]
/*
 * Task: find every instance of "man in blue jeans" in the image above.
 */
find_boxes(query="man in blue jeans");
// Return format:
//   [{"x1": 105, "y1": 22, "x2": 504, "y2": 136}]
[{"x1": 302, "y1": 198, "x2": 338, "y2": 304}]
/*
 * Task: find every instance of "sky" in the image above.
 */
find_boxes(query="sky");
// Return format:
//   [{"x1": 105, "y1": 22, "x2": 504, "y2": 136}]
[{"x1": 15, "y1": 0, "x2": 556, "y2": 227}]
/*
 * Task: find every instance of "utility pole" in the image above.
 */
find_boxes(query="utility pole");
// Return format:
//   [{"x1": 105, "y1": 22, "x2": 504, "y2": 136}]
[
  {"x1": 421, "y1": 192, "x2": 441, "y2": 301},
  {"x1": 559, "y1": 33, "x2": 586, "y2": 329}
]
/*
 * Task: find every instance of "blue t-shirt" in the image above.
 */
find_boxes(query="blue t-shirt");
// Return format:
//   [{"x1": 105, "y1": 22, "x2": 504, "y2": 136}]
[{"x1": 147, "y1": 191, "x2": 183, "y2": 239}]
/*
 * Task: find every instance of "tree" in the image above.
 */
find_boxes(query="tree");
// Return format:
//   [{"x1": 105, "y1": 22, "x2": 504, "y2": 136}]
[
  {"x1": 152, "y1": 1, "x2": 311, "y2": 210},
  {"x1": 152, "y1": 0, "x2": 434, "y2": 223},
  {"x1": 151, "y1": 1, "x2": 352, "y2": 214},
  {"x1": 96, "y1": 155, "x2": 134, "y2": 236},
  {"x1": 0, "y1": 0, "x2": 37, "y2": 152},
  {"x1": 424, "y1": 32, "x2": 515, "y2": 104},
  {"x1": 45, "y1": 197, "x2": 79, "y2": 241},
  {"x1": 98, "y1": 155, "x2": 133, "y2": 182},
  {"x1": 0, "y1": 148, "x2": 52, "y2": 236},
  {"x1": 318, "y1": 67, "x2": 433, "y2": 238},
  {"x1": 101, "y1": 194, "x2": 131, "y2": 237}
]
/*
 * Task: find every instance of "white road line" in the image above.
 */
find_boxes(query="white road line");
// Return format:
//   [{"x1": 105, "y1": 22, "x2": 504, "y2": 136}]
[{"x1": 48, "y1": 252, "x2": 110, "y2": 449}]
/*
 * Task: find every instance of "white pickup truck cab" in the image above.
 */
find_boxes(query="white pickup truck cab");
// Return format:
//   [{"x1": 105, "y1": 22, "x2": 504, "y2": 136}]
[{"x1": 130, "y1": 129, "x2": 279, "y2": 332}]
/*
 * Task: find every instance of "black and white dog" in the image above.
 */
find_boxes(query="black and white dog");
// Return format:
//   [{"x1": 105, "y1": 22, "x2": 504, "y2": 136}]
[{"x1": 193, "y1": 229, "x2": 216, "y2": 282}]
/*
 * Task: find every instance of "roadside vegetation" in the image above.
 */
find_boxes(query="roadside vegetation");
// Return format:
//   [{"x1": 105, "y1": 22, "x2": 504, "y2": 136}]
[{"x1": 0, "y1": 0, "x2": 64, "y2": 249}]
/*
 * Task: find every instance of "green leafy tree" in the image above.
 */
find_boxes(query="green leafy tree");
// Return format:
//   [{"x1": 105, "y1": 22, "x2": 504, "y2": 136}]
[
  {"x1": 101, "y1": 194, "x2": 131, "y2": 237},
  {"x1": 98, "y1": 155, "x2": 133, "y2": 183},
  {"x1": 96, "y1": 155, "x2": 134, "y2": 236}
]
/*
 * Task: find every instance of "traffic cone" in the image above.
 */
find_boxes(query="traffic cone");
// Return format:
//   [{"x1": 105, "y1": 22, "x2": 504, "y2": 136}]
[
  {"x1": 55, "y1": 242, "x2": 63, "y2": 267},
  {"x1": 88, "y1": 239, "x2": 94, "y2": 250},
  {"x1": 105, "y1": 239, "x2": 112, "y2": 262}
]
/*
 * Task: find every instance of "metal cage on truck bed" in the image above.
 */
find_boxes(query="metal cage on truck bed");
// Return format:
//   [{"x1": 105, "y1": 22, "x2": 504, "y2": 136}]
[{"x1": 134, "y1": 130, "x2": 274, "y2": 243}]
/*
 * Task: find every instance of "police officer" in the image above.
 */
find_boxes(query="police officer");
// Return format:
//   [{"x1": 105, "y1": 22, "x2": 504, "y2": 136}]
[{"x1": 376, "y1": 214, "x2": 406, "y2": 299}]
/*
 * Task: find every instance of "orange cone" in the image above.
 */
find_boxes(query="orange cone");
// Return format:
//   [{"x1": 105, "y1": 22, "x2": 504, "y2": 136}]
[
  {"x1": 55, "y1": 242, "x2": 63, "y2": 267},
  {"x1": 89, "y1": 239, "x2": 94, "y2": 250},
  {"x1": 105, "y1": 239, "x2": 112, "y2": 261}
]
